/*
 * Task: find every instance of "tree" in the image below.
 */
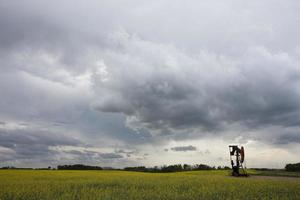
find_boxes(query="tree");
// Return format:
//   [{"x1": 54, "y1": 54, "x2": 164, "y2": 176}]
[{"x1": 285, "y1": 163, "x2": 300, "y2": 172}]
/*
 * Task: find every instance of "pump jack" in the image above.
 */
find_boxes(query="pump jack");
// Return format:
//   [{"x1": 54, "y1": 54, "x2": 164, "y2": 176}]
[{"x1": 229, "y1": 145, "x2": 248, "y2": 177}]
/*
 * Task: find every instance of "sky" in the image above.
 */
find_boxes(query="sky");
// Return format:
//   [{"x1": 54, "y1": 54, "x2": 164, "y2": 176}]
[{"x1": 1, "y1": 0, "x2": 300, "y2": 168}]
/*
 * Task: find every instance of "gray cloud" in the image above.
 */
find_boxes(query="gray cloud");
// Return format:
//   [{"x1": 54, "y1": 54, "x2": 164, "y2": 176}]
[
  {"x1": 62, "y1": 150, "x2": 123, "y2": 160},
  {"x1": 0, "y1": 0, "x2": 300, "y2": 167},
  {"x1": 99, "y1": 153, "x2": 123, "y2": 159},
  {"x1": 92, "y1": 35, "x2": 300, "y2": 144},
  {"x1": 170, "y1": 145, "x2": 197, "y2": 152},
  {"x1": 115, "y1": 149, "x2": 136, "y2": 155},
  {"x1": 0, "y1": 126, "x2": 81, "y2": 164},
  {"x1": 0, "y1": 128, "x2": 80, "y2": 149}
]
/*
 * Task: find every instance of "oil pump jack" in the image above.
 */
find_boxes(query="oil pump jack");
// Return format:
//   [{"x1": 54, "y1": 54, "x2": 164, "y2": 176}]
[{"x1": 229, "y1": 145, "x2": 248, "y2": 177}]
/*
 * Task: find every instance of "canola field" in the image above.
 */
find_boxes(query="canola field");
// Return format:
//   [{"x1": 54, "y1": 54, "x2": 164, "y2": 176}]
[{"x1": 1, "y1": 170, "x2": 300, "y2": 200}]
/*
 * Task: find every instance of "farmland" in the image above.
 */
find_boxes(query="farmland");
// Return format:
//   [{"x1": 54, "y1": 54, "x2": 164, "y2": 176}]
[{"x1": 1, "y1": 170, "x2": 300, "y2": 200}]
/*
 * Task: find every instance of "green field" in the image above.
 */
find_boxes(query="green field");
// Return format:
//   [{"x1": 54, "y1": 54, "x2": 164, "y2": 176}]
[{"x1": 1, "y1": 170, "x2": 300, "y2": 200}]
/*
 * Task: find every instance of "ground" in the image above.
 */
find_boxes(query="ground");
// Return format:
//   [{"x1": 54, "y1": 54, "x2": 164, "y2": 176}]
[{"x1": 1, "y1": 170, "x2": 300, "y2": 200}]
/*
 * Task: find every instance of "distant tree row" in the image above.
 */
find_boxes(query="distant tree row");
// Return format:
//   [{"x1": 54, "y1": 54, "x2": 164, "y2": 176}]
[
  {"x1": 57, "y1": 164, "x2": 103, "y2": 170},
  {"x1": 285, "y1": 163, "x2": 300, "y2": 172},
  {"x1": 1, "y1": 164, "x2": 231, "y2": 171},
  {"x1": 0, "y1": 166, "x2": 34, "y2": 170},
  {"x1": 124, "y1": 164, "x2": 230, "y2": 173}
]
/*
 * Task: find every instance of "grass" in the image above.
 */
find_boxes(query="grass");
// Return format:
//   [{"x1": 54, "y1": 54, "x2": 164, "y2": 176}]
[{"x1": 1, "y1": 169, "x2": 300, "y2": 200}]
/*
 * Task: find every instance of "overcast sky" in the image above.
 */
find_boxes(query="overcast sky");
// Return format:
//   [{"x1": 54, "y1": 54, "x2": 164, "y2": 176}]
[{"x1": 1, "y1": 0, "x2": 300, "y2": 168}]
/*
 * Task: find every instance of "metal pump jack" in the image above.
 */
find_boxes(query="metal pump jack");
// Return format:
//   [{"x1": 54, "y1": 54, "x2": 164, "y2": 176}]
[{"x1": 229, "y1": 145, "x2": 248, "y2": 177}]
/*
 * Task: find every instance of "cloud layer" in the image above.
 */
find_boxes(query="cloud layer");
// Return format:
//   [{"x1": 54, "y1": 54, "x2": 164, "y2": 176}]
[
  {"x1": 93, "y1": 34, "x2": 300, "y2": 142},
  {"x1": 0, "y1": 0, "x2": 300, "y2": 167}
]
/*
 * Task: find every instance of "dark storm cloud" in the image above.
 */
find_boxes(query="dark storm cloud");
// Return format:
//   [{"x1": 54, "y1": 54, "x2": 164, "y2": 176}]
[
  {"x1": 0, "y1": 128, "x2": 80, "y2": 149},
  {"x1": 0, "y1": 126, "x2": 81, "y2": 162},
  {"x1": 273, "y1": 129, "x2": 300, "y2": 145},
  {"x1": 1, "y1": 0, "x2": 299, "y2": 143},
  {"x1": 1, "y1": 0, "x2": 300, "y2": 167},
  {"x1": 93, "y1": 36, "x2": 300, "y2": 143},
  {"x1": 170, "y1": 145, "x2": 197, "y2": 152},
  {"x1": 276, "y1": 134, "x2": 300, "y2": 145},
  {"x1": 0, "y1": 125, "x2": 127, "y2": 166}
]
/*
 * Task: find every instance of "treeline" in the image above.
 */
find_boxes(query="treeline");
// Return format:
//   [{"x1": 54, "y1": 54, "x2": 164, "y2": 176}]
[
  {"x1": 1, "y1": 164, "x2": 230, "y2": 172},
  {"x1": 285, "y1": 163, "x2": 300, "y2": 172},
  {"x1": 124, "y1": 164, "x2": 230, "y2": 173},
  {"x1": 0, "y1": 165, "x2": 103, "y2": 170},
  {"x1": 57, "y1": 164, "x2": 103, "y2": 170},
  {"x1": 0, "y1": 166, "x2": 34, "y2": 170}
]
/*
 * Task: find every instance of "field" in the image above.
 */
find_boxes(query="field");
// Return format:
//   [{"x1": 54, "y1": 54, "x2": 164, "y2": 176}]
[{"x1": 1, "y1": 170, "x2": 300, "y2": 200}]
